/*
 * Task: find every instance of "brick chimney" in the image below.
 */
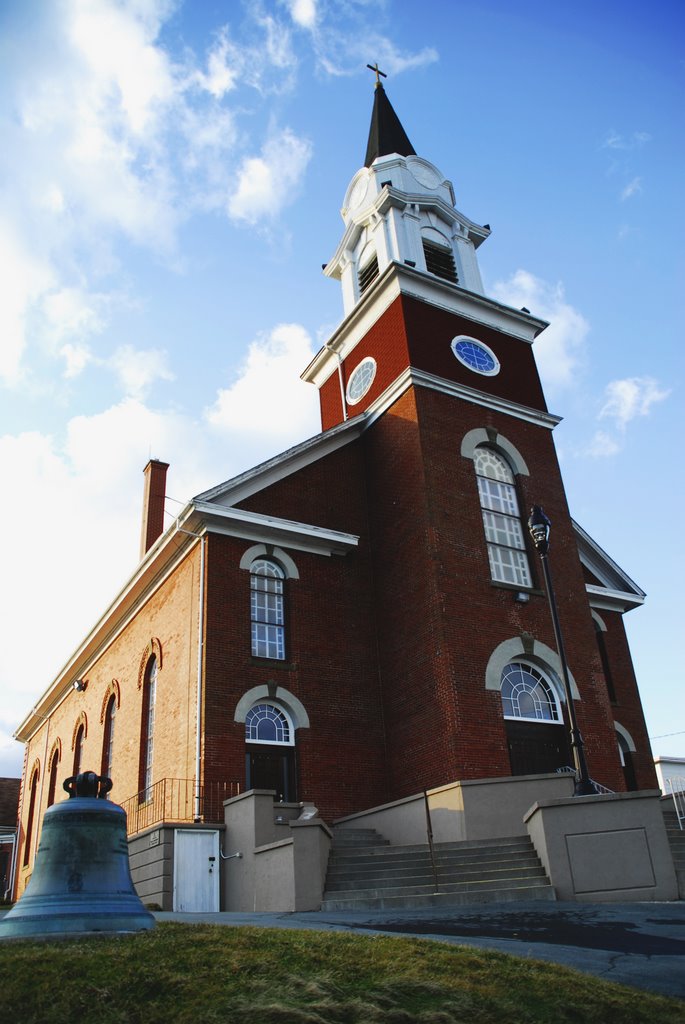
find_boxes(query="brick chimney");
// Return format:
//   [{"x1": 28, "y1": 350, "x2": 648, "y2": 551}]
[{"x1": 140, "y1": 459, "x2": 169, "y2": 558}]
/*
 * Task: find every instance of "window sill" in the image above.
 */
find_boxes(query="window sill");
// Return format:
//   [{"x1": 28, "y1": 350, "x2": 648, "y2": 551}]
[{"x1": 490, "y1": 581, "x2": 545, "y2": 597}]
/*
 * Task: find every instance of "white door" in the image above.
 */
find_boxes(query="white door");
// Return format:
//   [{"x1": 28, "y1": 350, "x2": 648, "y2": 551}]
[{"x1": 173, "y1": 829, "x2": 220, "y2": 912}]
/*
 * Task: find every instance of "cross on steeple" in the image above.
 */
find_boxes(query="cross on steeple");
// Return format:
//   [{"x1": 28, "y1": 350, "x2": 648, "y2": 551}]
[{"x1": 366, "y1": 62, "x2": 387, "y2": 87}]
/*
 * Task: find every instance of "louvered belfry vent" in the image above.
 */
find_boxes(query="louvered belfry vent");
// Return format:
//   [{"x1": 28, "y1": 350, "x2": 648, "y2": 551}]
[
  {"x1": 423, "y1": 240, "x2": 458, "y2": 284},
  {"x1": 358, "y1": 255, "x2": 380, "y2": 295}
]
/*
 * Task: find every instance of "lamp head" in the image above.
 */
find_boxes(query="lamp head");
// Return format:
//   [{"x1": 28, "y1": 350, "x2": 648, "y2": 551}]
[{"x1": 528, "y1": 505, "x2": 551, "y2": 555}]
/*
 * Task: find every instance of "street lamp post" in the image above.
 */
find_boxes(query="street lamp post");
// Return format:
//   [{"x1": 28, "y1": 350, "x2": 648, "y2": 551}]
[{"x1": 528, "y1": 505, "x2": 595, "y2": 797}]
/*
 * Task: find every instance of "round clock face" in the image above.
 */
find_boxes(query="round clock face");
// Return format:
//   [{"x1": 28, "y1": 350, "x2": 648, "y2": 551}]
[
  {"x1": 348, "y1": 172, "x2": 369, "y2": 210},
  {"x1": 346, "y1": 357, "x2": 377, "y2": 405},
  {"x1": 451, "y1": 336, "x2": 500, "y2": 376}
]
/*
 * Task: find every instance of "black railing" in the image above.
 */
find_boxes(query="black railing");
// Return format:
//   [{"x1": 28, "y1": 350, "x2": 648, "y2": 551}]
[{"x1": 120, "y1": 778, "x2": 241, "y2": 836}]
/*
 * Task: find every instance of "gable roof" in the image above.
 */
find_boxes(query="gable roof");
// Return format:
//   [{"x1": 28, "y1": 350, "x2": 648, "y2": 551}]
[{"x1": 573, "y1": 519, "x2": 645, "y2": 612}]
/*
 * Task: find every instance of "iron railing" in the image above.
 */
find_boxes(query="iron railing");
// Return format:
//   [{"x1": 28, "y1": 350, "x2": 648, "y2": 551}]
[
  {"x1": 555, "y1": 766, "x2": 614, "y2": 795},
  {"x1": 666, "y1": 777, "x2": 685, "y2": 830},
  {"x1": 120, "y1": 778, "x2": 241, "y2": 836}
]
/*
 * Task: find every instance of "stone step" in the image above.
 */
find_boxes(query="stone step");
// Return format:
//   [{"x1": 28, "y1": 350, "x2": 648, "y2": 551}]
[
  {"x1": 326, "y1": 855, "x2": 543, "y2": 881},
  {"x1": 321, "y1": 881, "x2": 556, "y2": 912},
  {"x1": 325, "y1": 865, "x2": 547, "y2": 892},
  {"x1": 329, "y1": 837, "x2": 534, "y2": 860},
  {"x1": 327, "y1": 847, "x2": 539, "y2": 871}
]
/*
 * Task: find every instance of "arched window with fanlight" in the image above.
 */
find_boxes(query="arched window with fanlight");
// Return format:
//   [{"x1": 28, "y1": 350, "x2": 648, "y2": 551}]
[
  {"x1": 250, "y1": 559, "x2": 286, "y2": 660},
  {"x1": 139, "y1": 656, "x2": 158, "y2": 802},
  {"x1": 244, "y1": 701, "x2": 296, "y2": 802},
  {"x1": 474, "y1": 446, "x2": 532, "y2": 587}
]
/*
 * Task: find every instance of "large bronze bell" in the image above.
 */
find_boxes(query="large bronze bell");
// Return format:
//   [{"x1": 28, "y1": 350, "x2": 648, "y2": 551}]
[{"x1": 0, "y1": 772, "x2": 155, "y2": 940}]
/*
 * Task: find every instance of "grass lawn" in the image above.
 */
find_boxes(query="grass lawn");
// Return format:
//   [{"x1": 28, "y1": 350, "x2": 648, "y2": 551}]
[{"x1": 0, "y1": 923, "x2": 683, "y2": 1024}]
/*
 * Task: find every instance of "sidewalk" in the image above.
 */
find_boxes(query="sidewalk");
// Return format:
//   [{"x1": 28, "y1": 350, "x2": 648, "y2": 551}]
[{"x1": 154, "y1": 899, "x2": 685, "y2": 1001}]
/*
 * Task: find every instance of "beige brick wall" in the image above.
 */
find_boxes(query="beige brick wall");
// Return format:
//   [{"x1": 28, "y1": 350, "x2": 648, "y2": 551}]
[{"x1": 16, "y1": 544, "x2": 202, "y2": 895}]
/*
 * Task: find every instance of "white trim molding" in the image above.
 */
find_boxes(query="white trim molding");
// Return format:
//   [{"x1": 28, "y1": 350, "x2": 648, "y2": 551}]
[
  {"x1": 460, "y1": 428, "x2": 530, "y2": 476},
  {"x1": 614, "y1": 721, "x2": 637, "y2": 752},
  {"x1": 234, "y1": 686, "x2": 310, "y2": 730},
  {"x1": 485, "y1": 636, "x2": 581, "y2": 700},
  {"x1": 239, "y1": 544, "x2": 300, "y2": 579}
]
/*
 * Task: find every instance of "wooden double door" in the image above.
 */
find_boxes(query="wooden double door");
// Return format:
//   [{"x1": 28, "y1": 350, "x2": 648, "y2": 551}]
[{"x1": 505, "y1": 719, "x2": 571, "y2": 777}]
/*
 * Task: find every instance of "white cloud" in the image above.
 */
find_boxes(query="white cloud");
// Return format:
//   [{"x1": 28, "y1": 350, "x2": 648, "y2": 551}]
[
  {"x1": 620, "y1": 177, "x2": 642, "y2": 201},
  {"x1": 193, "y1": 27, "x2": 240, "y2": 99},
  {"x1": 205, "y1": 323, "x2": 319, "y2": 442},
  {"x1": 60, "y1": 343, "x2": 92, "y2": 378},
  {"x1": 582, "y1": 430, "x2": 621, "y2": 459},
  {"x1": 41, "y1": 287, "x2": 105, "y2": 345},
  {"x1": 0, "y1": 220, "x2": 54, "y2": 386},
  {"x1": 491, "y1": 270, "x2": 589, "y2": 391},
  {"x1": 599, "y1": 377, "x2": 670, "y2": 431},
  {"x1": 108, "y1": 344, "x2": 175, "y2": 399},
  {"x1": 284, "y1": 0, "x2": 318, "y2": 30},
  {"x1": 0, "y1": 0, "x2": 323, "y2": 388},
  {"x1": 227, "y1": 128, "x2": 313, "y2": 224},
  {"x1": 602, "y1": 130, "x2": 651, "y2": 150}
]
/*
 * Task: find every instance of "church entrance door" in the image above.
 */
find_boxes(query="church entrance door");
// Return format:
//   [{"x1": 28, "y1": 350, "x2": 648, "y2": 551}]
[
  {"x1": 173, "y1": 829, "x2": 220, "y2": 912},
  {"x1": 246, "y1": 745, "x2": 297, "y2": 802},
  {"x1": 505, "y1": 720, "x2": 571, "y2": 776}
]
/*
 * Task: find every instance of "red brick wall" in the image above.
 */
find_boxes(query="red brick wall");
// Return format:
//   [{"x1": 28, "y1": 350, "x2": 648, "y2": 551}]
[{"x1": 319, "y1": 293, "x2": 549, "y2": 430}]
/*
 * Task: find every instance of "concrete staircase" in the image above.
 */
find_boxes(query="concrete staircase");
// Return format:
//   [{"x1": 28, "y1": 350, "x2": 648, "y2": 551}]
[
  {"x1": 662, "y1": 802, "x2": 685, "y2": 898},
  {"x1": 321, "y1": 827, "x2": 556, "y2": 911}
]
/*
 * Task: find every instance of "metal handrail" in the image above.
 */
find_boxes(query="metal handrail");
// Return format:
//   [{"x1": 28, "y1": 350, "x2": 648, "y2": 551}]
[
  {"x1": 423, "y1": 790, "x2": 439, "y2": 894},
  {"x1": 555, "y1": 766, "x2": 614, "y2": 795},
  {"x1": 666, "y1": 777, "x2": 685, "y2": 830},
  {"x1": 119, "y1": 778, "x2": 240, "y2": 836}
]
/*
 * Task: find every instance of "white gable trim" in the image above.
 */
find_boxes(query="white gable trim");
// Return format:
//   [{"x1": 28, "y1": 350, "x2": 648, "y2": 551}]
[{"x1": 573, "y1": 519, "x2": 645, "y2": 612}]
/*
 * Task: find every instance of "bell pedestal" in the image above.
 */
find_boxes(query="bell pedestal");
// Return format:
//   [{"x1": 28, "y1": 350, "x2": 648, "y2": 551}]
[{"x1": 0, "y1": 773, "x2": 155, "y2": 940}]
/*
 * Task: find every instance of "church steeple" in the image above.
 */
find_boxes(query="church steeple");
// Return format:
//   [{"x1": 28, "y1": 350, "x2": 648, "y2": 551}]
[
  {"x1": 303, "y1": 79, "x2": 548, "y2": 432},
  {"x1": 364, "y1": 79, "x2": 416, "y2": 168},
  {"x1": 321, "y1": 79, "x2": 491, "y2": 319}
]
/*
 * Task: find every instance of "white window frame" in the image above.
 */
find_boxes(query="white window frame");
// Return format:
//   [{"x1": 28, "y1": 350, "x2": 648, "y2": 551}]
[
  {"x1": 346, "y1": 357, "x2": 377, "y2": 405},
  {"x1": 501, "y1": 661, "x2": 562, "y2": 723},
  {"x1": 474, "y1": 446, "x2": 532, "y2": 588},
  {"x1": 245, "y1": 703, "x2": 295, "y2": 747},
  {"x1": 250, "y1": 559, "x2": 286, "y2": 660}
]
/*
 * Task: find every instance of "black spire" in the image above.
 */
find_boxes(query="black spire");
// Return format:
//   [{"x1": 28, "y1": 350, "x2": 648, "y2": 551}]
[{"x1": 364, "y1": 81, "x2": 416, "y2": 168}]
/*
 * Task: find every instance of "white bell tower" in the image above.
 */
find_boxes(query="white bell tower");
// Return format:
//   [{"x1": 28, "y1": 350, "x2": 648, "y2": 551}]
[{"x1": 324, "y1": 74, "x2": 491, "y2": 317}]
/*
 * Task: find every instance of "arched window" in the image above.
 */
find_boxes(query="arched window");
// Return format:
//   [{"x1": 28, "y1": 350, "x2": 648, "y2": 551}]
[
  {"x1": 73, "y1": 723, "x2": 85, "y2": 777},
  {"x1": 250, "y1": 559, "x2": 286, "y2": 660},
  {"x1": 474, "y1": 446, "x2": 531, "y2": 587},
  {"x1": 501, "y1": 662, "x2": 561, "y2": 722},
  {"x1": 245, "y1": 703, "x2": 293, "y2": 745},
  {"x1": 101, "y1": 694, "x2": 117, "y2": 782},
  {"x1": 47, "y1": 747, "x2": 60, "y2": 808},
  {"x1": 139, "y1": 656, "x2": 158, "y2": 802},
  {"x1": 23, "y1": 767, "x2": 39, "y2": 867}
]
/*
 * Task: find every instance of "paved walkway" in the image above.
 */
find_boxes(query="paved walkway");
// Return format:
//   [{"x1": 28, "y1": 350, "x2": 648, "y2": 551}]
[{"x1": 155, "y1": 900, "x2": 685, "y2": 1001}]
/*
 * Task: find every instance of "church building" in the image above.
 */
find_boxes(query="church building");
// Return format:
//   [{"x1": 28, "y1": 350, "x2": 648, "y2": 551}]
[{"x1": 12, "y1": 81, "x2": 657, "y2": 906}]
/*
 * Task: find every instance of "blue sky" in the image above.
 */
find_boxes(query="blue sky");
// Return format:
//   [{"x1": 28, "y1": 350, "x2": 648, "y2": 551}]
[{"x1": 0, "y1": 0, "x2": 683, "y2": 777}]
